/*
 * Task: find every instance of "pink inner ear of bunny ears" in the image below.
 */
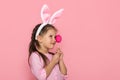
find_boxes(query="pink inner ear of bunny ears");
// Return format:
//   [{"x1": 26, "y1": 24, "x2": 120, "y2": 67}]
[
  {"x1": 43, "y1": 14, "x2": 50, "y2": 22},
  {"x1": 49, "y1": 9, "x2": 64, "y2": 24},
  {"x1": 41, "y1": 4, "x2": 50, "y2": 23}
]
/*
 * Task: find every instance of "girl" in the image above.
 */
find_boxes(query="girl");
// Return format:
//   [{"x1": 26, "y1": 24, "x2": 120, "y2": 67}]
[{"x1": 28, "y1": 4, "x2": 67, "y2": 80}]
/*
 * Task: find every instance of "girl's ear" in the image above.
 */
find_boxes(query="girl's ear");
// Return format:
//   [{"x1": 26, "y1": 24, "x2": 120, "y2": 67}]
[{"x1": 37, "y1": 35, "x2": 43, "y2": 42}]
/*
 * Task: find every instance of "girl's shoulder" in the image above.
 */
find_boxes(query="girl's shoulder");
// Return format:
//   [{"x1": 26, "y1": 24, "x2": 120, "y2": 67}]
[
  {"x1": 29, "y1": 51, "x2": 45, "y2": 67},
  {"x1": 31, "y1": 51, "x2": 40, "y2": 56},
  {"x1": 30, "y1": 51, "x2": 42, "y2": 59}
]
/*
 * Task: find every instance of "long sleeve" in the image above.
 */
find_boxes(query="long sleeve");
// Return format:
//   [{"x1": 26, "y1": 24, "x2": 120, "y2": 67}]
[
  {"x1": 61, "y1": 73, "x2": 68, "y2": 80},
  {"x1": 29, "y1": 52, "x2": 46, "y2": 80}
]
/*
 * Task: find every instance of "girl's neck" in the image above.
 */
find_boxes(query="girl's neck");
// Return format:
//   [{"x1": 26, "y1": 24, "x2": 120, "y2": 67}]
[{"x1": 37, "y1": 47, "x2": 49, "y2": 54}]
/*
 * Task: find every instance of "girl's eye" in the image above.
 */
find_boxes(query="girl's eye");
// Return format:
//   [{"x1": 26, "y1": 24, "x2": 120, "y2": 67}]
[
  {"x1": 49, "y1": 35, "x2": 56, "y2": 38},
  {"x1": 49, "y1": 35, "x2": 52, "y2": 37}
]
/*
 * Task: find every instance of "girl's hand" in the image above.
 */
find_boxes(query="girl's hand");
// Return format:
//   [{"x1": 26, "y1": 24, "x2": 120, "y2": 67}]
[
  {"x1": 56, "y1": 48, "x2": 63, "y2": 61},
  {"x1": 52, "y1": 52, "x2": 61, "y2": 64}
]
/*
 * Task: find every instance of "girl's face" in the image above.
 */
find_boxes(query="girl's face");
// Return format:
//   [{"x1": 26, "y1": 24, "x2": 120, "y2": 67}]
[{"x1": 39, "y1": 29, "x2": 57, "y2": 49}]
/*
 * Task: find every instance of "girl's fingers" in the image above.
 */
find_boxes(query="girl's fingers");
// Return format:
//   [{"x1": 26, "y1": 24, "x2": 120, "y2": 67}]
[{"x1": 56, "y1": 48, "x2": 62, "y2": 53}]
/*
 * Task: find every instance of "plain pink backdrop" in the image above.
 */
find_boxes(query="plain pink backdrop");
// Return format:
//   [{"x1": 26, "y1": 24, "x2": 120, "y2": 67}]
[{"x1": 0, "y1": 0, "x2": 120, "y2": 80}]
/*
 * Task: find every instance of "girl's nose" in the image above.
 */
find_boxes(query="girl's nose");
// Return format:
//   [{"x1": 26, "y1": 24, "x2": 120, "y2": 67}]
[
  {"x1": 53, "y1": 38, "x2": 56, "y2": 42},
  {"x1": 52, "y1": 37, "x2": 56, "y2": 43}
]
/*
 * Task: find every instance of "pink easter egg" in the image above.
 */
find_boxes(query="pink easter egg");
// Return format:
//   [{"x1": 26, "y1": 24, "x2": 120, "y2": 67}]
[{"x1": 55, "y1": 34, "x2": 62, "y2": 43}]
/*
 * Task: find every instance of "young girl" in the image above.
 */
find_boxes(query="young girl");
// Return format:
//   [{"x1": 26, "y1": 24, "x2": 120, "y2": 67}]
[{"x1": 28, "y1": 4, "x2": 67, "y2": 80}]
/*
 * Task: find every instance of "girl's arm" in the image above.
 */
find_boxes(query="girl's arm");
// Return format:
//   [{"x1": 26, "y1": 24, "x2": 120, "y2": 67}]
[
  {"x1": 59, "y1": 54, "x2": 67, "y2": 75},
  {"x1": 45, "y1": 52, "x2": 61, "y2": 77},
  {"x1": 29, "y1": 52, "x2": 60, "y2": 80},
  {"x1": 44, "y1": 60, "x2": 56, "y2": 77}
]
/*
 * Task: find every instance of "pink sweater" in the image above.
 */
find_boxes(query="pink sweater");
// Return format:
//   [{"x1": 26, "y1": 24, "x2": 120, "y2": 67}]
[{"x1": 29, "y1": 52, "x2": 67, "y2": 80}]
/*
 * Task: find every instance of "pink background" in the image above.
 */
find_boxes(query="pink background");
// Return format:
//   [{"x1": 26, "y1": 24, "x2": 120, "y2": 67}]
[{"x1": 0, "y1": 0, "x2": 120, "y2": 80}]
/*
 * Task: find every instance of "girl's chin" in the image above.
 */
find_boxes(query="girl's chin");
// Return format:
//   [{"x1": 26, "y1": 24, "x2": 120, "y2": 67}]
[{"x1": 49, "y1": 45, "x2": 55, "y2": 49}]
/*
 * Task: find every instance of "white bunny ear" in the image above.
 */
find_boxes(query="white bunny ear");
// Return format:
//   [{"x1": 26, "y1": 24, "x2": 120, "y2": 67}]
[
  {"x1": 49, "y1": 9, "x2": 64, "y2": 24},
  {"x1": 41, "y1": 4, "x2": 51, "y2": 23}
]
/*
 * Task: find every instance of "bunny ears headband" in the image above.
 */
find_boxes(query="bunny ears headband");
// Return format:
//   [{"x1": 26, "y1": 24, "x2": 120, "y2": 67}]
[{"x1": 35, "y1": 4, "x2": 64, "y2": 40}]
